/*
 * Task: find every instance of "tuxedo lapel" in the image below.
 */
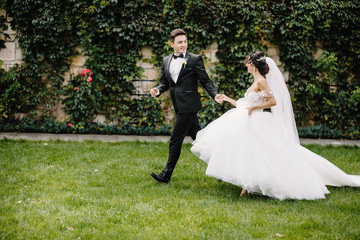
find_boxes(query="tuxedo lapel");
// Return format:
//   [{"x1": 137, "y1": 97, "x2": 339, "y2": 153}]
[
  {"x1": 176, "y1": 52, "x2": 191, "y2": 84},
  {"x1": 165, "y1": 55, "x2": 174, "y2": 83}
]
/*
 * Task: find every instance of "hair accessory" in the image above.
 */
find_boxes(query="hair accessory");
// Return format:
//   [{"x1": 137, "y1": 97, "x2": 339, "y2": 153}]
[{"x1": 256, "y1": 56, "x2": 266, "y2": 62}]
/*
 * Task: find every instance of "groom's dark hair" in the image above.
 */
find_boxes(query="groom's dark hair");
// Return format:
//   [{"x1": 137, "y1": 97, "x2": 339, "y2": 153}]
[{"x1": 170, "y1": 29, "x2": 187, "y2": 42}]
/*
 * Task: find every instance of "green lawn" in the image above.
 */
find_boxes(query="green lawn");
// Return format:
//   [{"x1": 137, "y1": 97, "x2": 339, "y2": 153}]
[{"x1": 1, "y1": 139, "x2": 359, "y2": 239}]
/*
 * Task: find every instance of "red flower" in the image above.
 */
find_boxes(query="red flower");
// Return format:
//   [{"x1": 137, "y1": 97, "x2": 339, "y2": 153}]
[
  {"x1": 81, "y1": 69, "x2": 93, "y2": 82},
  {"x1": 68, "y1": 123, "x2": 73, "y2": 127},
  {"x1": 74, "y1": 87, "x2": 78, "y2": 91},
  {"x1": 81, "y1": 69, "x2": 91, "y2": 76}
]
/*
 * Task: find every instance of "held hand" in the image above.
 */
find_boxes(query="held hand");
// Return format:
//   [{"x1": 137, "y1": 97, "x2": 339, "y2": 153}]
[
  {"x1": 218, "y1": 94, "x2": 237, "y2": 107},
  {"x1": 222, "y1": 95, "x2": 231, "y2": 102},
  {"x1": 150, "y1": 88, "x2": 159, "y2": 98},
  {"x1": 247, "y1": 107, "x2": 254, "y2": 115},
  {"x1": 215, "y1": 94, "x2": 225, "y2": 104}
]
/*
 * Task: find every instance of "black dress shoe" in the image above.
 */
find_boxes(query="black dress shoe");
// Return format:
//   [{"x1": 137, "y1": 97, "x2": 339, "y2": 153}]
[{"x1": 150, "y1": 172, "x2": 170, "y2": 183}]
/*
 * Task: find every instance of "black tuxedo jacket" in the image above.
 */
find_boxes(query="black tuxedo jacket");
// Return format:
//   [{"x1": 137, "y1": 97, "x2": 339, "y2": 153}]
[{"x1": 157, "y1": 51, "x2": 218, "y2": 113}]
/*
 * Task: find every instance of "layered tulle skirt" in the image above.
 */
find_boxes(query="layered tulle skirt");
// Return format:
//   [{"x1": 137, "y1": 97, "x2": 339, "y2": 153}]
[{"x1": 191, "y1": 108, "x2": 360, "y2": 200}]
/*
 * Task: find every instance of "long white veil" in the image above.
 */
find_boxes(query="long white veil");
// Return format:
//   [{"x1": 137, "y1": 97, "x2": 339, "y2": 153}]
[{"x1": 265, "y1": 57, "x2": 300, "y2": 144}]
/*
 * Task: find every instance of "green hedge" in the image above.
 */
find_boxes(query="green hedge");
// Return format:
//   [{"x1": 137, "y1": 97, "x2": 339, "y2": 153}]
[
  {"x1": 0, "y1": 117, "x2": 172, "y2": 135},
  {"x1": 1, "y1": 0, "x2": 360, "y2": 139},
  {"x1": 1, "y1": 117, "x2": 359, "y2": 140}
]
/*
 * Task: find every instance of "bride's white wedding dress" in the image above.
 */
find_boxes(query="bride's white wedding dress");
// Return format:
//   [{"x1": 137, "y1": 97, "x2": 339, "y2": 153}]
[{"x1": 191, "y1": 58, "x2": 360, "y2": 200}]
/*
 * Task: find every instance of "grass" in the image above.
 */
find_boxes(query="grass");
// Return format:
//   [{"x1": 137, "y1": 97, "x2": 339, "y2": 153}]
[{"x1": 0, "y1": 139, "x2": 359, "y2": 239}]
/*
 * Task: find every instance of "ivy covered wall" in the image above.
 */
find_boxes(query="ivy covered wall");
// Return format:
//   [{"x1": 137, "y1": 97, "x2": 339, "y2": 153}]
[{"x1": 0, "y1": 0, "x2": 359, "y2": 138}]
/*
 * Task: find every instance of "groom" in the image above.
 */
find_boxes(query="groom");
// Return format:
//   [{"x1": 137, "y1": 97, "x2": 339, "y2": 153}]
[{"x1": 149, "y1": 28, "x2": 223, "y2": 183}]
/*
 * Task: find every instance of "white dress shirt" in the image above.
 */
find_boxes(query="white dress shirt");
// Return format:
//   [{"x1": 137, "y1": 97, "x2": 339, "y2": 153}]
[
  {"x1": 156, "y1": 51, "x2": 187, "y2": 96},
  {"x1": 169, "y1": 51, "x2": 186, "y2": 83}
]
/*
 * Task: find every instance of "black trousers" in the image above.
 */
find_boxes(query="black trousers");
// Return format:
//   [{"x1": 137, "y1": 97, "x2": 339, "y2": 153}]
[{"x1": 162, "y1": 112, "x2": 201, "y2": 178}]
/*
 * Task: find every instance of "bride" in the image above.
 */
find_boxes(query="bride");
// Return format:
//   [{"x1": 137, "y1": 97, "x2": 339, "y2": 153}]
[{"x1": 191, "y1": 51, "x2": 360, "y2": 200}]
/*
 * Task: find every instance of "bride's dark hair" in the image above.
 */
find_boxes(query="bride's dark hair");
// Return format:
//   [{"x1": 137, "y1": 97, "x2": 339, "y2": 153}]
[{"x1": 247, "y1": 51, "x2": 269, "y2": 75}]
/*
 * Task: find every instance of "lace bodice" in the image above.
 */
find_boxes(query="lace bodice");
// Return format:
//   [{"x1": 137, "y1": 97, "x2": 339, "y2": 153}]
[{"x1": 236, "y1": 91, "x2": 272, "y2": 112}]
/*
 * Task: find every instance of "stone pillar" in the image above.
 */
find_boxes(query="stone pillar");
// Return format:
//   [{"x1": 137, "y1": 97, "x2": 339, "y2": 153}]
[
  {"x1": 135, "y1": 46, "x2": 159, "y2": 95},
  {"x1": 265, "y1": 41, "x2": 290, "y2": 82},
  {"x1": 314, "y1": 41, "x2": 323, "y2": 60},
  {"x1": 0, "y1": 9, "x2": 22, "y2": 71},
  {"x1": 200, "y1": 42, "x2": 219, "y2": 77},
  {"x1": 66, "y1": 47, "x2": 88, "y2": 83}
]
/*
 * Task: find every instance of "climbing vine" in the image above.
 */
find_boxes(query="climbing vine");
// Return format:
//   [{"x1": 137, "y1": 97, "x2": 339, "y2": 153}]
[{"x1": 1, "y1": 0, "x2": 359, "y2": 138}]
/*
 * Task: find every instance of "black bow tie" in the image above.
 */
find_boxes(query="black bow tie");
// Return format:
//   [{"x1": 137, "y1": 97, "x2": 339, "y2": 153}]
[{"x1": 173, "y1": 53, "x2": 184, "y2": 59}]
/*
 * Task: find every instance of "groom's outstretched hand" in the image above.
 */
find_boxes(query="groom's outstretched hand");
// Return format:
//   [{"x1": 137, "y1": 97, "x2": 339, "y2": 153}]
[
  {"x1": 150, "y1": 88, "x2": 159, "y2": 97},
  {"x1": 215, "y1": 94, "x2": 225, "y2": 104}
]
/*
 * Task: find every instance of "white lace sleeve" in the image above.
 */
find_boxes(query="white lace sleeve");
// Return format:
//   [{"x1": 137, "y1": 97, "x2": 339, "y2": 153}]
[{"x1": 258, "y1": 90, "x2": 274, "y2": 98}]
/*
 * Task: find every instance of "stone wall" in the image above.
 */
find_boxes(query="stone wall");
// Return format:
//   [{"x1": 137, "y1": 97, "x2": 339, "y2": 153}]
[
  {"x1": 133, "y1": 42, "x2": 221, "y2": 122},
  {"x1": 0, "y1": 8, "x2": 288, "y2": 123},
  {"x1": 133, "y1": 41, "x2": 289, "y2": 105},
  {"x1": 107, "y1": 42, "x2": 289, "y2": 123},
  {"x1": 134, "y1": 42, "x2": 220, "y2": 95}
]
